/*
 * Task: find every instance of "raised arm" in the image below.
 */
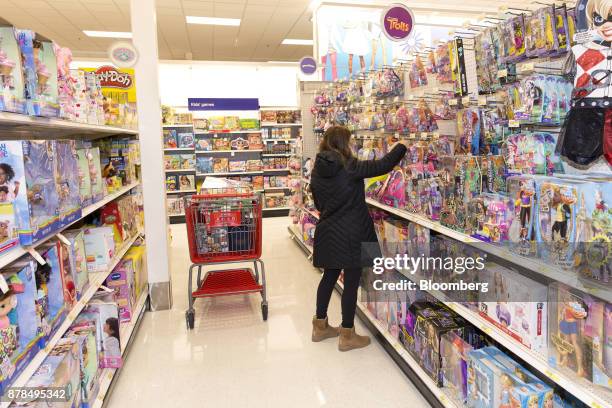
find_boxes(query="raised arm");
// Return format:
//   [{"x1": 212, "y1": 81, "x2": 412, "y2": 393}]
[{"x1": 347, "y1": 144, "x2": 407, "y2": 180}]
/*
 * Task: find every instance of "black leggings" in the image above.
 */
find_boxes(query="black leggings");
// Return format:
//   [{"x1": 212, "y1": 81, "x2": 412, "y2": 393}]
[{"x1": 316, "y1": 267, "x2": 361, "y2": 328}]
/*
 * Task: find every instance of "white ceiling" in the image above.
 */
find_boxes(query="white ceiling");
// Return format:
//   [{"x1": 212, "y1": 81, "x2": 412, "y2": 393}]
[{"x1": 0, "y1": 0, "x2": 557, "y2": 62}]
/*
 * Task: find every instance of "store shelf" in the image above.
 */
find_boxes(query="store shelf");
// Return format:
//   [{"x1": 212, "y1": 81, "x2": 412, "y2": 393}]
[
  {"x1": 3, "y1": 234, "x2": 142, "y2": 400},
  {"x1": 165, "y1": 168, "x2": 195, "y2": 173},
  {"x1": 196, "y1": 171, "x2": 263, "y2": 177},
  {"x1": 262, "y1": 138, "x2": 297, "y2": 142},
  {"x1": 442, "y1": 301, "x2": 612, "y2": 408},
  {"x1": 261, "y1": 123, "x2": 302, "y2": 127},
  {"x1": 92, "y1": 290, "x2": 149, "y2": 408},
  {"x1": 169, "y1": 213, "x2": 185, "y2": 217},
  {"x1": 262, "y1": 153, "x2": 292, "y2": 157},
  {"x1": 0, "y1": 182, "x2": 140, "y2": 270},
  {"x1": 195, "y1": 149, "x2": 263, "y2": 154},
  {"x1": 195, "y1": 130, "x2": 262, "y2": 134},
  {"x1": 163, "y1": 124, "x2": 193, "y2": 128},
  {"x1": 167, "y1": 189, "x2": 196, "y2": 194},
  {"x1": 355, "y1": 302, "x2": 458, "y2": 408},
  {"x1": 287, "y1": 225, "x2": 313, "y2": 258},
  {"x1": 263, "y1": 207, "x2": 290, "y2": 211},
  {"x1": 264, "y1": 186, "x2": 290, "y2": 191},
  {"x1": 365, "y1": 198, "x2": 612, "y2": 303},
  {"x1": 0, "y1": 111, "x2": 138, "y2": 140},
  {"x1": 263, "y1": 168, "x2": 290, "y2": 172},
  {"x1": 164, "y1": 147, "x2": 195, "y2": 152}
]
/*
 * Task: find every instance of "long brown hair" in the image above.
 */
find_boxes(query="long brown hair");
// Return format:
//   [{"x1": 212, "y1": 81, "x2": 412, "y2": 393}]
[{"x1": 319, "y1": 126, "x2": 353, "y2": 163}]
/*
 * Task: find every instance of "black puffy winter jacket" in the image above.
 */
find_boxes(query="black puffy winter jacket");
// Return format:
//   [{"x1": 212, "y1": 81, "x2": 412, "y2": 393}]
[{"x1": 310, "y1": 144, "x2": 407, "y2": 269}]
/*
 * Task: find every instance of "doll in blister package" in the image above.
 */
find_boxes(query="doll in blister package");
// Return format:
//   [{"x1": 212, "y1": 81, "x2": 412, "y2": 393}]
[{"x1": 557, "y1": 0, "x2": 612, "y2": 167}]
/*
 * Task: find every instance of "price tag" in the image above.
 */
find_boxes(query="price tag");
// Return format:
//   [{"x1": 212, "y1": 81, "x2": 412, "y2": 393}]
[
  {"x1": 409, "y1": 133, "x2": 416, "y2": 139},
  {"x1": 394, "y1": 132, "x2": 400, "y2": 138},
  {"x1": 462, "y1": 96, "x2": 470, "y2": 105},
  {"x1": 481, "y1": 326, "x2": 493, "y2": 335},
  {"x1": 432, "y1": 132, "x2": 440, "y2": 139},
  {"x1": 478, "y1": 95, "x2": 488, "y2": 106},
  {"x1": 497, "y1": 69, "x2": 508, "y2": 78},
  {"x1": 394, "y1": 96, "x2": 400, "y2": 102},
  {"x1": 448, "y1": 99, "x2": 458, "y2": 106},
  {"x1": 421, "y1": 132, "x2": 428, "y2": 139},
  {"x1": 508, "y1": 120, "x2": 520, "y2": 128},
  {"x1": 591, "y1": 402, "x2": 603, "y2": 408},
  {"x1": 379, "y1": 128, "x2": 385, "y2": 133},
  {"x1": 27, "y1": 248, "x2": 47, "y2": 265},
  {"x1": 520, "y1": 62, "x2": 535, "y2": 73},
  {"x1": 544, "y1": 369, "x2": 561, "y2": 382}
]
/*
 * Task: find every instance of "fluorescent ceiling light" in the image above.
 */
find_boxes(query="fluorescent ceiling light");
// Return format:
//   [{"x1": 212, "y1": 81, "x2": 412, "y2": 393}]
[
  {"x1": 83, "y1": 30, "x2": 132, "y2": 39},
  {"x1": 282, "y1": 39, "x2": 313, "y2": 46},
  {"x1": 186, "y1": 16, "x2": 241, "y2": 26}
]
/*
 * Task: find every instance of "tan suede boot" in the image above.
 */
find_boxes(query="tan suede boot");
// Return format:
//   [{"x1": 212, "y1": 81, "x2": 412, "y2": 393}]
[
  {"x1": 312, "y1": 316, "x2": 339, "y2": 342},
  {"x1": 338, "y1": 326, "x2": 371, "y2": 352}
]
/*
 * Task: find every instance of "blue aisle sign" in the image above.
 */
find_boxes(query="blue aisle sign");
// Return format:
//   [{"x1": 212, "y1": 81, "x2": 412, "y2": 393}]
[{"x1": 188, "y1": 98, "x2": 260, "y2": 111}]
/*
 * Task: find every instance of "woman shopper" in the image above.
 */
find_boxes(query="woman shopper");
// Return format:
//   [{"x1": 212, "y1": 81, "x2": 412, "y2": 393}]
[{"x1": 310, "y1": 126, "x2": 408, "y2": 351}]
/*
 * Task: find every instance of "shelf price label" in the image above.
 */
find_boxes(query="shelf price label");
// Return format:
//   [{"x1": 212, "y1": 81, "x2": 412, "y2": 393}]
[
  {"x1": 448, "y1": 99, "x2": 458, "y2": 106},
  {"x1": 478, "y1": 95, "x2": 488, "y2": 106},
  {"x1": 461, "y1": 96, "x2": 470, "y2": 105},
  {"x1": 420, "y1": 132, "x2": 428, "y2": 139},
  {"x1": 497, "y1": 69, "x2": 508, "y2": 78},
  {"x1": 508, "y1": 120, "x2": 520, "y2": 128},
  {"x1": 409, "y1": 133, "x2": 416, "y2": 139}
]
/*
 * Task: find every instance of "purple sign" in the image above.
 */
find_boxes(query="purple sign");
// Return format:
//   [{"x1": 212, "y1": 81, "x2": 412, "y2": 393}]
[
  {"x1": 299, "y1": 56, "x2": 317, "y2": 75},
  {"x1": 381, "y1": 4, "x2": 414, "y2": 41},
  {"x1": 188, "y1": 98, "x2": 260, "y2": 111}
]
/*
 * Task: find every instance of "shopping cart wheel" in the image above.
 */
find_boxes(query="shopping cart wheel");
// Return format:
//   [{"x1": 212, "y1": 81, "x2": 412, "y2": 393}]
[
  {"x1": 261, "y1": 302, "x2": 268, "y2": 321},
  {"x1": 186, "y1": 310, "x2": 195, "y2": 329}
]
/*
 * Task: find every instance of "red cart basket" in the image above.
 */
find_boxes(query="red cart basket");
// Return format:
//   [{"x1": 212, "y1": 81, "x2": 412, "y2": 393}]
[{"x1": 183, "y1": 187, "x2": 267, "y2": 329}]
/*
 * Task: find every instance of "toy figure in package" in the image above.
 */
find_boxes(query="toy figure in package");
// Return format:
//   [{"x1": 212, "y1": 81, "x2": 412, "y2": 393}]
[
  {"x1": 178, "y1": 132, "x2": 195, "y2": 148},
  {"x1": 507, "y1": 176, "x2": 538, "y2": 256},
  {"x1": 0, "y1": 26, "x2": 25, "y2": 113},
  {"x1": 0, "y1": 261, "x2": 40, "y2": 394},
  {"x1": 54, "y1": 140, "x2": 82, "y2": 227},
  {"x1": 16, "y1": 29, "x2": 39, "y2": 116},
  {"x1": 557, "y1": 0, "x2": 612, "y2": 167},
  {"x1": 537, "y1": 180, "x2": 578, "y2": 268},
  {"x1": 32, "y1": 36, "x2": 59, "y2": 117},
  {"x1": 87, "y1": 291, "x2": 122, "y2": 368},
  {"x1": 165, "y1": 175, "x2": 178, "y2": 192},
  {"x1": 163, "y1": 129, "x2": 178, "y2": 148},
  {"x1": 39, "y1": 242, "x2": 67, "y2": 338},
  {"x1": 87, "y1": 147, "x2": 104, "y2": 203},
  {"x1": 15, "y1": 141, "x2": 60, "y2": 244}
]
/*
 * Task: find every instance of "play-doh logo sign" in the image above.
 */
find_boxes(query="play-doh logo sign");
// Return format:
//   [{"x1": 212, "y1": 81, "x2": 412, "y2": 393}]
[
  {"x1": 382, "y1": 4, "x2": 414, "y2": 41},
  {"x1": 95, "y1": 66, "x2": 133, "y2": 89}
]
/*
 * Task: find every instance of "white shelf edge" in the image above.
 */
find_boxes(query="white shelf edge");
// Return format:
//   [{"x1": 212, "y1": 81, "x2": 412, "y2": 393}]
[
  {"x1": 194, "y1": 130, "x2": 262, "y2": 134},
  {"x1": 262, "y1": 138, "x2": 297, "y2": 142},
  {"x1": 195, "y1": 149, "x2": 263, "y2": 154},
  {"x1": 164, "y1": 148, "x2": 195, "y2": 152},
  {"x1": 287, "y1": 225, "x2": 313, "y2": 255},
  {"x1": 0, "y1": 182, "x2": 140, "y2": 270},
  {"x1": 169, "y1": 213, "x2": 185, "y2": 217},
  {"x1": 261, "y1": 123, "x2": 302, "y2": 127},
  {"x1": 263, "y1": 207, "x2": 290, "y2": 211},
  {"x1": 355, "y1": 301, "x2": 459, "y2": 408},
  {"x1": 0, "y1": 111, "x2": 138, "y2": 136},
  {"x1": 165, "y1": 169, "x2": 195, "y2": 173},
  {"x1": 92, "y1": 290, "x2": 149, "y2": 408},
  {"x1": 4, "y1": 233, "x2": 142, "y2": 395},
  {"x1": 167, "y1": 189, "x2": 197, "y2": 194},
  {"x1": 262, "y1": 153, "x2": 292, "y2": 157},
  {"x1": 162, "y1": 124, "x2": 193, "y2": 128},
  {"x1": 264, "y1": 187, "x2": 290, "y2": 190},
  {"x1": 365, "y1": 198, "x2": 612, "y2": 303},
  {"x1": 263, "y1": 168, "x2": 290, "y2": 172},
  {"x1": 196, "y1": 171, "x2": 263, "y2": 177}
]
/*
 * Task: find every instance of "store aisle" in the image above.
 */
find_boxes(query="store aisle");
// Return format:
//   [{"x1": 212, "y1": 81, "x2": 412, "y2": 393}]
[{"x1": 107, "y1": 217, "x2": 430, "y2": 408}]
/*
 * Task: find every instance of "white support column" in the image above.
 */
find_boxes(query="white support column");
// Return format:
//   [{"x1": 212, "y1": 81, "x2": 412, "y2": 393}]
[{"x1": 130, "y1": 0, "x2": 172, "y2": 310}]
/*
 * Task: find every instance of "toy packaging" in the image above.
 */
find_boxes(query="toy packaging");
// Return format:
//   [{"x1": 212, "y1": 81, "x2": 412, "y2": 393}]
[
  {"x1": 507, "y1": 175, "x2": 538, "y2": 256},
  {"x1": 213, "y1": 158, "x2": 229, "y2": 173},
  {"x1": 196, "y1": 156, "x2": 213, "y2": 174},
  {"x1": 83, "y1": 226, "x2": 115, "y2": 272},
  {"x1": 548, "y1": 283, "x2": 592, "y2": 381},
  {"x1": 178, "y1": 131, "x2": 195, "y2": 149},
  {"x1": 54, "y1": 44, "x2": 76, "y2": 121},
  {"x1": 124, "y1": 243, "x2": 148, "y2": 303},
  {"x1": 88, "y1": 290, "x2": 122, "y2": 368},
  {"x1": 66, "y1": 323, "x2": 100, "y2": 407},
  {"x1": 166, "y1": 174, "x2": 178, "y2": 192},
  {"x1": 76, "y1": 149, "x2": 93, "y2": 206},
  {"x1": 62, "y1": 229, "x2": 89, "y2": 298},
  {"x1": 163, "y1": 129, "x2": 178, "y2": 149},
  {"x1": 178, "y1": 174, "x2": 194, "y2": 191},
  {"x1": 22, "y1": 337, "x2": 82, "y2": 408},
  {"x1": 440, "y1": 331, "x2": 483, "y2": 405},
  {"x1": 32, "y1": 34, "x2": 59, "y2": 117},
  {"x1": 106, "y1": 257, "x2": 136, "y2": 322},
  {"x1": 39, "y1": 242, "x2": 67, "y2": 339},
  {"x1": 479, "y1": 263, "x2": 548, "y2": 355},
  {"x1": 54, "y1": 140, "x2": 82, "y2": 227},
  {"x1": 536, "y1": 179, "x2": 578, "y2": 268},
  {"x1": 16, "y1": 29, "x2": 39, "y2": 116},
  {"x1": 0, "y1": 261, "x2": 41, "y2": 394},
  {"x1": 87, "y1": 147, "x2": 104, "y2": 203},
  {"x1": 18, "y1": 140, "x2": 61, "y2": 245},
  {"x1": 0, "y1": 25, "x2": 25, "y2": 113}
]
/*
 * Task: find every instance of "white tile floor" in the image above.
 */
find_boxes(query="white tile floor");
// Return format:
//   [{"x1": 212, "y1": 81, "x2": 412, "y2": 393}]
[{"x1": 107, "y1": 217, "x2": 431, "y2": 408}]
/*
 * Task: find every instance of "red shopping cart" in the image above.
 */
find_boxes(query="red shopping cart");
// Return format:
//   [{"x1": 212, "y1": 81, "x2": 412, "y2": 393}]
[{"x1": 183, "y1": 187, "x2": 267, "y2": 329}]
